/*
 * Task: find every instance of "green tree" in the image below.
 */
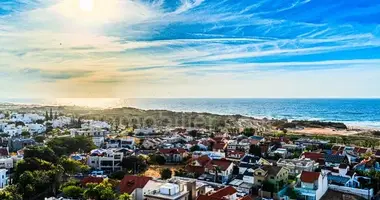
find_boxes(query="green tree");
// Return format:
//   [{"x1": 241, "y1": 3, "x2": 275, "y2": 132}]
[
  {"x1": 119, "y1": 193, "x2": 132, "y2": 200},
  {"x1": 109, "y1": 170, "x2": 127, "y2": 180},
  {"x1": 242, "y1": 128, "x2": 255, "y2": 137},
  {"x1": 62, "y1": 185, "x2": 83, "y2": 199},
  {"x1": 34, "y1": 135, "x2": 46, "y2": 143},
  {"x1": 149, "y1": 154, "x2": 166, "y2": 165},
  {"x1": 0, "y1": 185, "x2": 22, "y2": 200},
  {"x1": 121, "y1": 156, "x2": 148, "y2": 174},
  {"x1": 160, "y1": 168, "x2": 172, "y2": 180},
  {"x1": 24, "y1": 146, "x2": 58, "y2": 164},
  {"x1": 59, "y1": 156, "x2": 90, "y2": 175},
  {"x1": 47, "y1": 136, "x2": 97, "y2": 157},
  {"x1": 249, "y1": 145, "x2": 262, "y2": 157},
  {"x1": 190, "y1": 145, "x2": 201, "y2": 152},
  {"x1": 83, "y1": 180, "x2": 117, "y2": 200}
]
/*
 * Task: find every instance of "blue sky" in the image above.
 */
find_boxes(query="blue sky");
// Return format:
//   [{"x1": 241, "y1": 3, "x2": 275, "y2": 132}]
[{"x1": 0, "y1": 0, "x2": 380, "y2": 98}]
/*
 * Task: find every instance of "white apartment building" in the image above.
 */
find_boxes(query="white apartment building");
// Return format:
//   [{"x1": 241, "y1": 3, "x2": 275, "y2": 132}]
[
  {"x1": 87, "y1": 149, "x2": 123, "y2": 173},
  {"x1": 277, "y1": 158, "x2": 319, "y2": 176}
]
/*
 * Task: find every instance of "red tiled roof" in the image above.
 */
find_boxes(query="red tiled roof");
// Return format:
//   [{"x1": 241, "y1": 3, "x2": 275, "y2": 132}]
[
  {"x1": 300, "y1": 171, "x2": 320, "y2": 183},
  {"x1": 213, "y1": 143, "x2": 226, "y2": 150},
  {"x1": 81, "y1": 176, "x2": 104, "y2": 186},
  {"x1": 250, "y1": 140, "x2": 260, "y2": 145},
  {"x1": 205, "y1": 159, "x2": 233, "y2": 171},
  {"x1": 358, "y1": 148, "x2": 369, "y2": 154},
  {"x1": 353, "y1": 147, "x2": 360, "y2": 153},
  {"x1": 239, "y1": 196, "x2": 253, "y2": 200},
  {"x1": 210, "y1": 186, "x2": 237, "y2": 198},
  {"x1": 197, "y1": 155, "x2": 212, "y2": 166},
  {"x1": 186, "y1": 165, "x2": 206, "y2": 174},
  {"x1": 120, "y1": 175, "x2": 152, "y2": 194},
  {"x1": 302, "y1": 152, "x2": 324, "y2": 161},
  {"x1": 197, "y1": 195, "x2": 221, "y2": 200},
  {"x1": 0, "y1": 148, "x2": 8, "y2": 156}
]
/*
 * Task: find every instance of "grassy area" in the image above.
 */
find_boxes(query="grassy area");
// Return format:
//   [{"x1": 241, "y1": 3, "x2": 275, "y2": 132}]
[{"x1": 144, "y1": 165, "x2": 185, "y2": 178}]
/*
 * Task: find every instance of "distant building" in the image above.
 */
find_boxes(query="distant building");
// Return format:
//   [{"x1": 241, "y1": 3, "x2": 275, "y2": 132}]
[
  {"x1": 0, "y1": 169, "x2": 8, "y2": 188},
  {"x1": 277, "y1": 158, "x2": 319, "y2": 176}
]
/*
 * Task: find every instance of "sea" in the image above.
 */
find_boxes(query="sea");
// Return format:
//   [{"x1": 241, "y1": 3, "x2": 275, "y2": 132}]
[{"x1": 1, "y1": 98, "x2": 380, "y2": 128}]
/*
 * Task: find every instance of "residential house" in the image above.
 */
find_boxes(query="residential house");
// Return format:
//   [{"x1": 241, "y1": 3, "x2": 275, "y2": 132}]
[
  {"x1": 119, "y1": 175, "x2": 152, "y2": 200},
  {"x1": 159, "y1": 148, "x2": 188, "y2": 163},
  {"x1": 0, "y1": 169, "x2": 8, "y2": 188},
  {"x1": 269, "y1": 148, "x2": 288, "y2": 158},
  {"x1": 192, "y1": 151, "x2": 225, "y2": 160},
  {"x1": 255, "y1": 166, "x2": 289, "y2": 191},
  {"x1": 277, "y1": 158, "x2": 319, "y2": 176},
  {"x1": 197, "y1": 186, "x2": 237, "y2": 200},
  {"x1": 87, "y1": 149, "x2": 123, "y2": 173},
  {"x1": 353, "y1": 147, "x2": 372, "y2": 157},
  {"x1": 226, "y1": 150, "x2": 245, "y2": 162},
  {"x1": 143, "y1": 138, "x2": 162, "y2": 149},
  {"x1": 324, "y1": 154, "x2": 349, "y2": 167},
  {"x1": 227, "y1": 140, "x2": 250, "y2": 152},
  {"x1": 204, "y1": 159, "x2": 234, "y2": 184},
  {"x1": 186, "y1": 155, "x2": 211, "y2": 175},
  {"x1": 134, "y1": 128, "x2": 156, "y2": 135},
  {"x1": 10, "y1": 138, "x2": 35, "y2": 151},
  {"x1": 295, "y1": 171, "x2": 328, "y2": 200},
  {"x1": 213, "y1": 142, "x2": 227, "y2": 152},
  {"x1": 239, "y1": 154, "x2": 260, "y2": 174},
  {"x1": 144, "y1": 183, "x2": 189, "y2": 200},
  {"x1": 106, "y1": 138, "x2": 135, "y2": 149}
]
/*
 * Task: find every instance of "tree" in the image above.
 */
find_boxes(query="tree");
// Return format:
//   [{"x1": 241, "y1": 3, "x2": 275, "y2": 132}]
[
  {"x1": 21, "y1": 131, "x2": 30, "y2": 138},
  {"x1": 47, "y1": 136, "x2": 97, "y2": 157},
  {"x1": 174, "y1": 168, "x2": 188, "y2": 177},
  {"x1": 242, "y1": 128, "x2": 255, "y2": 137},
  {"x1": 24, "y1": 146, "x2": 58, "y2": 164},
  {"x1": 83, "y1": 180, "x2": 117, "y2": 200},
  {"x1": 0, "y1": 185, "x2": 22, "y2": 200},
  {"x1": 190, "y1": 145, "x2": 201, "y2": 152},
  {"x1": 160, "y1": 168, "x2": 172, "y2": 180},
  {"x1": 109, "y1": 170, "x2": 127, "y2": 180},
  {"x1": 119, "y1": 193, "x2": 132, "y2": 200},
  {"x1": 34, "y1": 135, "x2": 46, "y2": 143},
  {"x1": 0, "y1": 133, "x2": 9, "y2": 138},
  {"x1": 36, "y1": 119, "x2": 44, "y2": 124},
  {"x1": 188, "y1": 130, "x2": 198, "y2": 138},
  {"x1": 249, "y1": 145, "x2": 262, "y2": 157},
  {"x1": 149, "y1": 154, "x2": 166, "y2": 165},
  {"x1": 50, "y1": 108, "x2": 53, "y2": 121},
  {"x1": 15, "y1": 121, "x2": 25, "y2": 127},
  {"x1": 59, "y1": 157, "x2": 90, "y2": 175},
  {"x1": 121, "y1": 156, "x2": 148, "y2": 174},
  {"x1": 45, "y1": 111, "x2": 49, "y2": 121},
  {"x1": 62, "y1": 185, "x2": 83, "y2": 199}
]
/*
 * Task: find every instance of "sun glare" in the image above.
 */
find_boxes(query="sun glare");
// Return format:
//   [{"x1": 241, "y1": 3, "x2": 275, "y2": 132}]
[{"x1": 79, "y1": 0, "x2": 94, "y2": 12}]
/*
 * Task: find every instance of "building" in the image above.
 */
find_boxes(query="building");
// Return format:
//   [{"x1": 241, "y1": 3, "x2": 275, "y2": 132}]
[
  {"x1": 254, "y1": 165, "x2": 289, "y2": 189},
  {"x1": 203, "y1": 159, "x2": 234, "y2": 184},
  {"x1": 186, "y1": 155, "x2": 211, "y2": 175},
  {"x1": 119, "y1": 175, "x2": 152, "y2": 200},
  {"x1": 144, "y1": 183, "x2": 189, "y2": 200},
  {"x1": 226, "y1": 150, "x2": 245, "y2": 162},
  {"x1": 87, "y1": 149, "x2": 123, "y2": 173},
  {"x1": 295, "y1": 171, "x2": 328, "y2": 200},
  {"x1": 324, "y1": 154, "x2": 349, "y2": 167},
  {"x1": 106, "y1": 138, "x2": 135, "y2": 149},
  {"x1": 159, "y1": 148, "x2": 188, "y2": 163},
  {"x1": 197, "y1": 186, "x2": 237, "y2": 200},
  {"x1": 277, "y1": 158, "x2": 319, "y2": 176},
  {"x1": 0, "y1": 169, "x2": 8, "y2": 188}
]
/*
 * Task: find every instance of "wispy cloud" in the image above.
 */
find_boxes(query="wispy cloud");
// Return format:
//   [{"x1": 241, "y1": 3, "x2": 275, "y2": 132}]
[{"x1": 0, "y1": 0, "x2": 379, "y2": 98}]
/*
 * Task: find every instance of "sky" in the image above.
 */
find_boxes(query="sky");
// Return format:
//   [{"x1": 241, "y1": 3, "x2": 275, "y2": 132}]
[{"x1": 0, "y1": 0, "x2": 380, "y2": 99}]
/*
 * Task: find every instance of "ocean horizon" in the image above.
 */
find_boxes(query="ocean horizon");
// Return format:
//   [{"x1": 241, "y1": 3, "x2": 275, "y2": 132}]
[{"x1": 1, "y1": 98, "x2": 380, "y2": 128}]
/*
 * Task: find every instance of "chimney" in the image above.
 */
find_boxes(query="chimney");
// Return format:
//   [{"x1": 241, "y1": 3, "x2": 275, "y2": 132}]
[{"x1": 187, "y1": 180, "x2": 197, "y2": 200}]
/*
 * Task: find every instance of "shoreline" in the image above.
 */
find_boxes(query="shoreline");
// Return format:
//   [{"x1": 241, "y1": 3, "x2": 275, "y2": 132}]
[{"x1": 1, "y1": 101, "x2": 380, "y2": 131}]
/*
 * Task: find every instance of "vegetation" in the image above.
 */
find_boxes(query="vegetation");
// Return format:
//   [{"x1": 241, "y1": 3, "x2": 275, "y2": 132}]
[
  {"x1": 273, "y1": 119, "x2": 347, "y2": 129},
  {"x1": 46, "y1": 136, "x2": 97, "y2": 157},
  {"x1": 249, "y1": 144, "x2": 262, "y2": 157},
  {"x1": 149, "y1": 154, "x2": 166, "y2": 165},
  {"x1": 109, "y1": 170, "x2": 127, "y2": 180},
  {"x1": 119, "y1": 193, "x2": 132, "y2": 200},
  {"x1": 242, "y1": 127, "x2": 255, "y2": 137},
  {"x1": 121, "y1": 156, "x2": 148, "y2": 174},
  {"x1": 160, "y1": 168, "x2": 172, "y2": 180},
  {"x1": 83, "y1": 180, "x2": 117, "y2": 200},
  {"x1": 62, "y1": 185, "x2": 84, "y2": 199}
]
